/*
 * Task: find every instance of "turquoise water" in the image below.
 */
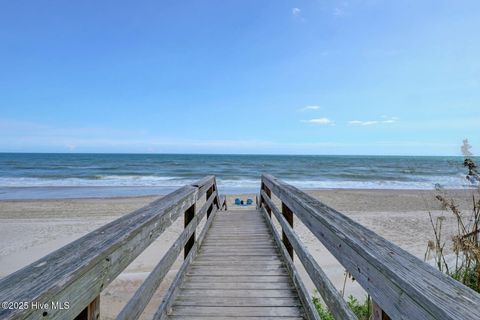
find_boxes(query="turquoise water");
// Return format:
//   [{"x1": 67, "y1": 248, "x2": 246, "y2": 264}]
[{"x1": 0, "y1": 153, "x2": 471, "y2": 199}]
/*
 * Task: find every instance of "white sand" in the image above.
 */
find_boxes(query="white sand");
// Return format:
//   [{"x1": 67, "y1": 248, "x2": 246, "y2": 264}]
[{"x1": 0, "y1": 189, "x2": 473, "y2": 319}]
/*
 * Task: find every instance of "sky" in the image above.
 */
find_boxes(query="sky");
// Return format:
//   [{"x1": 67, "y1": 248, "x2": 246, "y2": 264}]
[{"x1": 0, "y1": 0, "x2": 479, "y2": 155}]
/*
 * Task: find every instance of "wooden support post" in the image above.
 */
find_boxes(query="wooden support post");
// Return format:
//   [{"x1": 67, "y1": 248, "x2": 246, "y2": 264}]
[
  {"x1": 74, "y1": 295, "x2": 100, "y2": 320},
  {"x1": 206, "y1": 185, "x2": 214, "y2": 218},
  {"x1": 281, "y1": 202, "x2": 294, "y2": 259},
  {"x1": 262, "y1": 183, "x2": 272, "y2": 218},
  {"x1": 184, "y1": 204, "x2": 196, "y2": 259},
  {"x1": 372, "y1": 301, "x2": 391, "y2": 320}
]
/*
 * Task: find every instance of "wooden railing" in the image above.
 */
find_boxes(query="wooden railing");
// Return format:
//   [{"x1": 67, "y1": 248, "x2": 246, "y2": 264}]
[
  {"x1": 0, "y1": 176, "x2": 226, "y2": 320},
  {"x1": 259, "y1": 174, "x2": 480, "y2": 320}
]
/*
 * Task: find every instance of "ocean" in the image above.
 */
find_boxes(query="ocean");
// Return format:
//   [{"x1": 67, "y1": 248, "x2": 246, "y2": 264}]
[{"x1": 0, "y1": 153, "x2": 472, "y2": 199}]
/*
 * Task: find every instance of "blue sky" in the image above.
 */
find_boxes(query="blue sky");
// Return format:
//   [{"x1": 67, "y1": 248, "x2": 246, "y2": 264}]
[{"x1": 0, "y1": 1, "x2": 479, "y2": 155}]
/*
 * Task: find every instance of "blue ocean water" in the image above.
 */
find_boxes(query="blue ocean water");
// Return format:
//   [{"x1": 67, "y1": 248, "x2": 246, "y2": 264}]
[{"x1": 0, "y1": 153, "x2": 471, "y2": 199}]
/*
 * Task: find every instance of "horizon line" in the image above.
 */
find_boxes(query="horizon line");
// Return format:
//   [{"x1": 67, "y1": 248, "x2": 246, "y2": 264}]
[{"x1": 0, "y1": 151, "x2": 468, "y2": 157}]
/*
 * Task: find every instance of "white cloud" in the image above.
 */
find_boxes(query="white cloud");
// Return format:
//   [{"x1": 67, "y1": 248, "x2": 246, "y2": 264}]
[
  {"x1": 292, "y1": 8, "x2": 301, "y2": 17},
  {"x1": 382, "y1": 116, "x2": 399, "y2": 124},
  {"x1": 349, "y1": 117, "x2": 399, "y2": 126},
  {"x1": 349, "y1": 120, "x2": 378, "y2": 126},
  {"x1": 300, "y1": 105, "x2": 320, "y2": 111},
  {"x1": 292, "y1": 8, "x2": 305, "y2": 21},
  {"x1": 302, "y1": 118, "x2": 334, "y2": 125}
]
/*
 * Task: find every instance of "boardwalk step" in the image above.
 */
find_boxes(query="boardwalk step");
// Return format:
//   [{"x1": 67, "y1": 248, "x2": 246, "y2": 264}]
[{"x1": 169, "y1": 306, "x2": 303, "y2": 317}]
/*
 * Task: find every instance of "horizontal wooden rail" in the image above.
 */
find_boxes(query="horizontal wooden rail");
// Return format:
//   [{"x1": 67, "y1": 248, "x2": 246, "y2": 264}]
[
  {"x1": 260, "y1": 174, "x2": 480, "y2": 320},
  {"x1": 0, "y1": 176, "x2": 226, "y2": 320},
  {"x1": 261, "y1": 190, "x2": 357, "y2": 320},
  {"x1": 259, "y1": 202, "x2": 320, "y2": 320},
  {"x1": 116, "y1": 189, "x2": 218, "y2": 320},
  {"x1": 152, "y1": 192, "x2": 220, "y2": 320}
]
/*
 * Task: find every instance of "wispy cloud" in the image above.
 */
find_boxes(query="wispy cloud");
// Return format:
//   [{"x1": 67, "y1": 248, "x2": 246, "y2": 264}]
[
  {"x1": 333, "y1": 1, "x2": 349, "y2": 17},
  {"x1": 333, "y1": 7, "x2": 345, "y2": 17},
  {"x1": 302, "y1": 118, "x2": 335, "y2": 125},
  {"x1": 348, "y1": 117, "x2": 399, "y2": 126},
  {"x1": 292, "y1": 8, "x2": 305, "y2": 21},
  {"x1": 300, "y1": 105, "x2": 320, "y2": 111},
  {"x1": 348, "y1": 120, "x2": 378, "y2": 126}
]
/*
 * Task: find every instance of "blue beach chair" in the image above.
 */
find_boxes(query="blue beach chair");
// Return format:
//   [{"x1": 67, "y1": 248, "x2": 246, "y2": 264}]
[
  {"x1": 246, "y1": 198, "x2": 253, "y2": 206},
  {"x1": 235, "y1": 198, "x2": 241, "y2": 205}
]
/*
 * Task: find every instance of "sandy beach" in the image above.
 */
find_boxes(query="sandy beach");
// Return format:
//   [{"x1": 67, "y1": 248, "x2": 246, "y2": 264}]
[{"x1": 0, "y1": 188, "x2": 474, "y2": 319}]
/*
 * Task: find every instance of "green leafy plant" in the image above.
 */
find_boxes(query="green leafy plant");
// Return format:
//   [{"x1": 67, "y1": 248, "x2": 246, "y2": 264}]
[
  {"x1": 346, "y1": 295, "x2": 371, "y2": 319},
  {"x1": 312, "y1": 292, "x2": 372, "y2": 320},
  {"x1": 312, "y1": 294, "x2": 334, "y2": 320}
]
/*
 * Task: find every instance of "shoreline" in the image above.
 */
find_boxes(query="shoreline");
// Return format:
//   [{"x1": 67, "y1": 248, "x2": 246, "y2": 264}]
[{"x1": 0, "y1": 185, "x2": 473, "y2": 202}]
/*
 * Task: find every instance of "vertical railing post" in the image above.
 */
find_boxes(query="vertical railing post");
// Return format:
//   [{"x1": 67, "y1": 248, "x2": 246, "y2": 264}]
[
  {"x1": 372, "y1": 301, "x2": 391, "y2": 320},
  {"x1": 74, "y1": 296, "x2": 100, "y2": 320},
  {"x1": 261, "y1": 182, "x2": 272, "y2": 218},
  {"x1": 281, "y1": 203, "x2": 294, "y2": 259},
  {"x1": 184, "y1": 203, "x2": 196, "y2": 258},
  {"x1": 206, "y1": 184, "x2": 215, "y2": 218}
]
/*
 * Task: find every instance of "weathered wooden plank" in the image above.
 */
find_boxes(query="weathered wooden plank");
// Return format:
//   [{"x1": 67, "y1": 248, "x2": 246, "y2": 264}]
[
  {"x1": 170, "y1": 306, "x2": 303, "y2": 317},
  {"x1": 198, "y1": 252, "x2": 280, "y2": 260},
  {"x1": 201, "y1": 242, "x2": 274, "y2": 247},
  {"x1": 173, "y1": 296, "x2": 301, "y2": 307},
  {"x1": 195, "y1": 255, "x2": 281, "y2": 262},
  {"x1": 262, "y1": 174, "x2": 480, "y2": 320},
  {"x1": 210, "y1": 233, "x2": 275, "y2": 238},
  {"x1": 182, "y1": 282, "x2": 292, "y2": 290},
  {"x1": 260, "y1": 207, "x2": 320, "y2": 320},
  {"x1": 0, "y1": 184, "x2": 198, "y2": 320},
  {"x1": 190, "y1": 264, "x2": 284, "y2": 269},
  {"x1": 189, "y1": 268, "x2": 285, "y2": 274},
  {"x1": 202, "y1": 234, "x2": 273, "y2": 239},
  {"x1": 203, "y1": 235, "x2": 272, "y2": 239},
  {"x1": 190, "y1": 265, "x2": 285, "y2": 271},
  {"x1": 168, "y1": 317, "x2": 303, "y2": 320},
  {"x1": 192, "y1": 260, "x2": 283, "y2": 265},
  {"x1": 201, "y1": 244, "x2": 275, "y2": 248},
  {"x1": 185, "y1": 275, "x2": 290, "y2": 283},
  {"x1": 186, "y1": 270, "x2": 289, "y2": 277},
  {"x1": 207, "y1": 230, "x2": 270, "y2": 234},
  {"x1": 199, "y1": 248, "x2": 278, "y2": 255},
  {"x1": 262, "y1": 190, "x2": 357, "y2": 320},
  {"x1": 177, "y1": 289, "x2": 299, "y2": 298}
]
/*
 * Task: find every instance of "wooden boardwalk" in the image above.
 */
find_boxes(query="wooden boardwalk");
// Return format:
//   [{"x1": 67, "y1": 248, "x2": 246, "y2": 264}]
[{"x1": 167, "y1": 209, "x2": 305, "y2": 319}]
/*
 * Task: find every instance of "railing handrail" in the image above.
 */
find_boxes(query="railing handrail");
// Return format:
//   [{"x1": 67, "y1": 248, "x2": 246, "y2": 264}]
[
  {"x1": 0, "y1": 176, "x2": 225, "y2": 320},
  {"x1": 260, "y1": 174, "x2": 480, "y2": 320}
]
